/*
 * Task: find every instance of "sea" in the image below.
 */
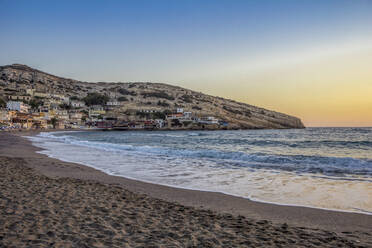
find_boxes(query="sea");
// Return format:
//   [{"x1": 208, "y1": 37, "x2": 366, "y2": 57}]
[{"x1": 27, "y1": 128, "x2": 372, "y2": 214}]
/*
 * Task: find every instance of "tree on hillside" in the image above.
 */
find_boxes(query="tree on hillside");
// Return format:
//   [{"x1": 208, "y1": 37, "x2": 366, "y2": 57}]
[
  {"x1": 118, "y1": 88, "x2": 137, "y2": 96},
  {"x1": 118, "y1": 96, "x2": 128, "y2": 102},
  {"x1": 162, "y1": 109, "x2": 172, "y2": 115},
  {"x1": 152, "y1": 111, "x2": 166, "y2": 120},
  {"x1": 59, "y1": 103, "x2": 71, "y2": 110},
  {"x1": 29, "y1": 98, "x2": 43, "y2": 109},
  {"x1": 83, "y1": 93, "x2": 109, "y2": 106},
  {"x1": 70, "y1": 96, "x2": 81, "y2": 101},
  {"x1": 51, "y1": 117, "x2": 58, "y2": 129},
  {"x1": 0, "y1": 98, "x2": 6, "y2": 108}
]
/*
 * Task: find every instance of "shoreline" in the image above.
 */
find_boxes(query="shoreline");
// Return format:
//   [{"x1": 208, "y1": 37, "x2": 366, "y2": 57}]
[
  {"x1": 32, "y1": 131, "x2": 372, "y2": 216},
  {"x1": 29, "y1": 129, "x2": 372, "y2": 217},
  {"x1": 1, "y1": 130, "x2": 370, "y2": 233},
  {"x1": 1, "y1": 130, "x2": 372, "y2": 247}
]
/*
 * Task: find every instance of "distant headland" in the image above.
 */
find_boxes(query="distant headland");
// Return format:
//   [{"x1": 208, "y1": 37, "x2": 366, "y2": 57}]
[{"x1": 0, "y1": 64, "x2": 305, "y2": 130}]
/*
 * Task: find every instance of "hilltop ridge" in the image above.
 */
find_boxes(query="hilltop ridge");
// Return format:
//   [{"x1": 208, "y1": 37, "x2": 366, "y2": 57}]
[{"x1": 0, "y1": 64, "x2": 305, "y2": 129}]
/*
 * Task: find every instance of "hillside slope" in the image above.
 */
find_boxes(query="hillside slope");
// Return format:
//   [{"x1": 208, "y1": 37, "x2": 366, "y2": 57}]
[{"x1": 0, "y1": 64, "x2": 304, "y2": 129}]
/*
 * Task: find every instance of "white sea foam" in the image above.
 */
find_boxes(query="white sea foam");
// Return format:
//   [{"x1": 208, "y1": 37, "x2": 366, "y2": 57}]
[{"x1": 27, "y1": 129, "x2": 372, "y2": 214}]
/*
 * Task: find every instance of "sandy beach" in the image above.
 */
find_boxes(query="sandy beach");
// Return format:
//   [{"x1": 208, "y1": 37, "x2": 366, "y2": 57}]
[{"x1": 0, "y1": 131, "x2": 371, "y2": 247}]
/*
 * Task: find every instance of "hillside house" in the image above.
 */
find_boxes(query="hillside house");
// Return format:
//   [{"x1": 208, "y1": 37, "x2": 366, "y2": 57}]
[
  {"x1": 56, "y1": 110, "x2": 69, "y2": 120},
  {"x1": 106, "y1": 101, "x2": 121, "y2": 106},
  {"x1": 26, "y1": 89, "x2": 35, "y2": 96},
  {"x1": 140, "y1": 109, "x2": 157, "y2": 113},
  {"x1": 0, "y1": 110, "x2": 9, "y2": 122},
  {"x1": 39, "y1": 105, "x2": 49, "y2": 113},
  {"x1": 6, "y1": 101, "x2": 30, "y2": 113},
  {"x1": 7, "y1": 95, "x2": 32, "y2": 101},
  {"x1": 166, "y1": 113, "x2": 184, "y2": 120},
  {"x1": 34, "y1": 92, "x2": 48, "y2": 98},
  {"x1": 198, "y1": 116, "x2": 219, "y2": 124},
  {"x1": 70, "y1": 100, "x2": 85, "y2": 108},
  {"x1": 89, "y1": 106, "x2": 106, "y2": 118},
  {"x1": 166, "y1": 111, "x2": 193, "y2": 122},
  {"x1": 155, "y1": 119, "x2": 165, "y2": 128}
]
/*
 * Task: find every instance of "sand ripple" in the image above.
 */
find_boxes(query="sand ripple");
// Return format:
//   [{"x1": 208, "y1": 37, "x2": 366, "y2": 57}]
[{"x1": 0, "y1": 156, "x2": 371, "y2": 247}]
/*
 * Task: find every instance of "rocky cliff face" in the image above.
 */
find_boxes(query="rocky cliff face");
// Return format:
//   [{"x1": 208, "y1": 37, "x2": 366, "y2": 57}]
[{"x1": 0, "y1": 64, "x2": 305, "y2": 129}]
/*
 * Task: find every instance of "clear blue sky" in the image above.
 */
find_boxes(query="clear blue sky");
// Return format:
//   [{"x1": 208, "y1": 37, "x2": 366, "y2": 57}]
[{"x1": 1, "y1": 0, "x2": 372, "y2": 126}]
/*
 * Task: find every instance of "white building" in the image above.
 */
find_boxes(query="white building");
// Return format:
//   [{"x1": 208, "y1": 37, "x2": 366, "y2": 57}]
[
  {"x1": 176, "y1": 108, "x2": 184, "y2": 113},
  {"x1": 140, "y1": 109, "x2": 156, "y2": 113},
  {"x1": 183, "y1": 112, "x2": 192, "y2": 119},
  {"x1": 26, "y1": 89, "x2": 35, "y2": 96},
  {"x1": 39, "y1": 105, "x2": 49, "y2": 113},
  {"x1": 198, "y1": 116, "x2": 219, "y2": 124},
  {"x1": 106, "y1": 101, "x2": 121, "y2": 106},
  {"x1": 56, "y1": 110, "x2": 69, "y2": 120},
  {"x1": 70, "y1": 100, "x2": 85, "y2": 108},
  {"x1": 6, "y1": 101, "x2": 30, "y2": 113},
  {"x1": 34, "y1": 92, "x2": 48, "y2": 98},
  {"x1": 69, "y1": 112, "x2": 83, "y2": 120},
  {"x1": 155, "y1": 119, "x2": 165, "y2": 128},
  {"x1": 62, "y1": 96, "x2": 70, "y2": 104}
]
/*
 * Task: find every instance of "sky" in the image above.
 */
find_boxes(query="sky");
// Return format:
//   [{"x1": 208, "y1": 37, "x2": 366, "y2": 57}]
[{"x1": 1, "y1": 0, "x2": 372, "y2": 127}]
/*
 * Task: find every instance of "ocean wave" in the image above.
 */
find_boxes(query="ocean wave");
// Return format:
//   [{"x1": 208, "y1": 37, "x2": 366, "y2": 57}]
[{"x1": 36, "y1": 132, "x2": 372, "y2": 177}]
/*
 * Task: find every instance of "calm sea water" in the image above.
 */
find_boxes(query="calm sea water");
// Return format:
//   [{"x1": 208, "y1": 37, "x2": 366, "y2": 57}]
[{"x1": 28, "y1": 128, "x2": 372, "y2": 214}]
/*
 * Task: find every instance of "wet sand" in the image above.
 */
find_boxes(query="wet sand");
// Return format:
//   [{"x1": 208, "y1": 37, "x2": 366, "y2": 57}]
[{"x1": 0, "y1": 131, "x2": 371, "y2": 247}]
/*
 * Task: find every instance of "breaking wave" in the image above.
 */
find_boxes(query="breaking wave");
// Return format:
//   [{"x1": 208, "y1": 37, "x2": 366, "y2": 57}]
[{"x1": 36, "y1": 130, "x2": 372, "y2": 177}]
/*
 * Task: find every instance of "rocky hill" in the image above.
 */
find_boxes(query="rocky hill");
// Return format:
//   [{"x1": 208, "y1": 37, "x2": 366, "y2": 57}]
[{"x1": 0, "y1": 64, "x2": 304, "y2": 129}]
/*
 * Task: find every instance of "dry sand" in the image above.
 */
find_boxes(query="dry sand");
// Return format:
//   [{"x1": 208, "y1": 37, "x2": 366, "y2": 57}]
[{"x1": 0, "y1": 131, "x2": 371, "y2": 247}]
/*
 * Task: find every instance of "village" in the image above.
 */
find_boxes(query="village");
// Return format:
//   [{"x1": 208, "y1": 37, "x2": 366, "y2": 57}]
[{"x1": 0, "y1": 88, "x2": 227, "y2": 131}]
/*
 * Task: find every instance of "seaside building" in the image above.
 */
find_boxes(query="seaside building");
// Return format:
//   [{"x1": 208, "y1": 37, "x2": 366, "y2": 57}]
[
  {"x1": 69, "y1": 112, "x2": 84, "y2": 125},
  {"x1": 26, "y1": 88, "x2": 35, "y2": 96},
  {"x1": 155, "y1": 119, "x2": 165, "y2": 128},
  {"x1": 33, "y1": 92, "x2": 48, "y2": 98},
  {"x1": 70, "y1": 100, "x2": 86, "y2": 108},
  {"x1": 128, "y1": 121, "x2": 144, "y2": 129},
  {"x1": 39, "y1": 105, "x2": 49, "y2": 113},
  {"x1": 166, "y1": 111, "x2": 193, "y2": 122},
  {"x1": 9, "y1": 112, "x2": 33, "y2": 129},
  {"x1": 30, "y1": 113, "x2": 48, "y2": 129},
  {"x1": 89, "y1": 106, "x2": 106, "y2": 118},
  {"x1": 183, "y1": 112, "x2": 192, "y2": 119},
  {"x1": 106, "y1": 101, "x2": 121, "y2": 106},
  {"x1": 6, "y1": 95, "x2": 32, "y2": 101},
  {"x1": 166, "y1": 113, "x2": 184, "y2": 120},
  {"x1": 140, "y1": 109, "x2": 157, "y2": 113},
  {"x1": 44, "y1": 98, "x2": 63, "y2": 106},
  {"x1": 198, "y1": 116, "x2": 219, "y2": 124},
  {"x1": 56, "y1": 110, "x2": 69, "y2": 120},
  {"x1": 0, "y1": 110, "x2": 10, "y2": 123},
  {"x1": 6, "y1": 101, "x2": 30, "y2": 113},
  {"x1": 144, "y1": 120, "x2": 156, "y2": 129}
]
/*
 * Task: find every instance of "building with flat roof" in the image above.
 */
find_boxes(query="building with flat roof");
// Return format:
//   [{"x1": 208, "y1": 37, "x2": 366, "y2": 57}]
[{"x1": 6, "y1": 101, "x2": 30, "y2": 113}]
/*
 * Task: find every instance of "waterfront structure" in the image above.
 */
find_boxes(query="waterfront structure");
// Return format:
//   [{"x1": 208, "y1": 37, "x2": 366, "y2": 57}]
[
  {"x1": 89, "y1": 106, "x2": 106, "y2": 118},
  {"x1": 198, "y1": 116, "x2": 219, "y2": 124},
  {"x1": 0, "y1": 110, "x2": 9, "y2": 123},
  {"x1": 155, "y1": 119, "x2": 165, "y2": 128},
  {"x1": 1, "y1": 93, "x2": 225, "y2": 131}
]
